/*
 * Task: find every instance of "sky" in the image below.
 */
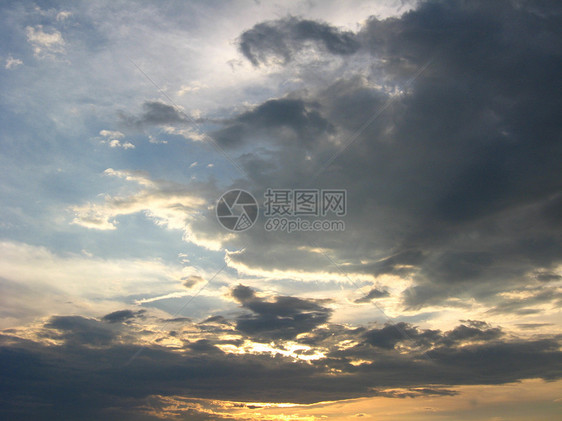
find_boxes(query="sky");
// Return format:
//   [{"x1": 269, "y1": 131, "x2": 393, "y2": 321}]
[{"x1": 0, "y1": 0, "x2": 561, "y2": 419}]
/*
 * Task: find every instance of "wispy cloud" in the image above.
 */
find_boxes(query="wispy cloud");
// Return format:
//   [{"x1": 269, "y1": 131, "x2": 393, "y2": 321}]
[{"x1": 4, "y1": 56, "x2": 23, "y2": 69}]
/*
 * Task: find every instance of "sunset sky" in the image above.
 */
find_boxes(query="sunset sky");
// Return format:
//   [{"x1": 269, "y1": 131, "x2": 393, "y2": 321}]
[{"x1": 1, "y1": 0, "x2": 561, "y2": 419}]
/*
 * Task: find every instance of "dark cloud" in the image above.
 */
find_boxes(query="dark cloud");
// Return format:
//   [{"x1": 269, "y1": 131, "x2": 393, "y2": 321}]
[
  {"x1": 43, "y1": 315, "x2": 117, "y2": 346},
  {"x1": 182, "y1": 275, "x2": 204, "y2": 289},
  {"x1": 0, "y1": 311, "x2": 560, "y2": 418},
  {"x1": 443, "y1": 323, "x2": 502, "y2": 344},
  {"x1": 186, "y1": 339, "x2": 223, "y2": 354},
  {"x1": 238, "y1": 16, "x2": 360, "y2": 66},
  {"x1": 232, "y1": 284, "x2": 332, "y2": 341},
  {"x1": 120, "y1": 101, "x2": 188, "y2": 129},
  {"x1": 200, "y1": 315, "x2": 230, "y2": 325},
  {"x1": 162, "y1": 317, "x2": 191, "y2": 323},
  {"x1": 459, "y1": 319, "x2": 490, "y2": 329},
  {"x1": 362, "y1": 322, "x2": 440, "y2": 350},
  {"x1": 516, "y1": 323, "x2": 554, "y2": 330},
  {"x1": 102, "y1": 309, "x2": 145, "y2": 324},
  {"x1": 220, "y1": 0, "x2": 562, "y2": 311},
  {"x1": 297, "y1": 323, "x2": 365, "y2": 347},
  {"x1": 212, "y1": 98, "x2": 333, "y2": 148},
  {"x1": 355, "y1": 287, "x2": 390, "y2": 303},
  {"x1": 377, "y1": 387, "x2": 458, "y2": 398},
  {"x1": 139, "y1": 101, "x2": 185, "y2": 125},
  {"x1": 485, "y1": 286, "x2": 562, "y2": 315},
  {"x1": 535, "y1": 271, "x2": 562, "y2": 282},
  {"x1": 230, "y1": 284, "x2": 256, "y2": 303}
]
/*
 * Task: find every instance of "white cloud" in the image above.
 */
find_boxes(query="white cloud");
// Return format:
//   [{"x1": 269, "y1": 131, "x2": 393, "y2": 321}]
[
  {"x1": 56, "y1": 11, "x2": 72, "y2": 21},
  {"x1": 177, "y1": 81, "x2": 207, "y2": 96},
  {"x1": 162, "y1": 125, "x2": 206, "y2": 141},
  {"x1": 109, "y1": 139, "x2": 135, "y2": 149},
  {"x1": 103, "y1": 168, "x2": 154, "y2": 187},
  {"x1": 69, "y1": 168, "x2": 233, "y2": 251},
  {"x1": 25, "y1": 25, "x2": 66, "y2": 58},
  {"x1": 99, "y1": 130, "x2": 124, "y2": 139},
  {"x1": 148, "y1": 135, "x2": 167, "y2": 144},
  {"x1": 99, "y1": 130, "x2": 134, "y2": 149},
  {"x1": 135, "y1": 291, "x2": 191, "y2": 304},
  {"x1": 4, "y1": 56, "x2": 23, "y2": 69},
  {"x1": 0, "y1": 241, "x2": 187, "y2": 326},
  {"x1": 70, "y1": 169, "x2": 206, "y2": 232}
]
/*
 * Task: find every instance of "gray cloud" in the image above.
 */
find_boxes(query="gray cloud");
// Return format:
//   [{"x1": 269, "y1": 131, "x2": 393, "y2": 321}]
[
  {"x1": 0, "y1": 300, "x2": 560, "y2": 418},
  {"x1": 102, "y1": 309, "x2": 146, "y2": 324},
  {"x1": 44, "y1": 315, "x2": 117, "y2": 346},
  {"x1": 362, "y1": 322, "x2": 441, "y2": 350},
  {"x1": 230, "y1": 284, "x2": 256, "y2": 303},
  {"x1": 182, "y1": 275, "x2": 204, "y2": 289},
  {"x1": 238, "y1": 16, "x2": 360, "y2": 66},
  {"x1": 442, "y1": 323, "x2": 503, "y2": 345},
  {"x1": 120, "y1": 101, "x2": 188, "y2": 129},
  {"x1": 485, "y1": 286, "x2": 562, "y2": 315},
  {"x1": 231, "y1": 284, "x2": 332, "y2": 341},
  {"x1": 212, "y1": 98, "x2": 333, "y2": 148},
  {"x1": 354, "y1": 287, "x2": 390, "y2": 303},
  {"x1": 219, "y1": 0, "x2": 562, "y2": 311}
]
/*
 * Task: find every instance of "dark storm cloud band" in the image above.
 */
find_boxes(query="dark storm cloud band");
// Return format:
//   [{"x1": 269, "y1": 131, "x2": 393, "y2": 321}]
[{"x1": 0, "y1": 288, "x2": 560, "y2": 418}]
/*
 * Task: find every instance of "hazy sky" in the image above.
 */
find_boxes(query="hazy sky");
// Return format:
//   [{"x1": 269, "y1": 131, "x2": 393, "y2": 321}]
[{"x1": 1, "y1": 0, "x2": 561, "y2": 419}]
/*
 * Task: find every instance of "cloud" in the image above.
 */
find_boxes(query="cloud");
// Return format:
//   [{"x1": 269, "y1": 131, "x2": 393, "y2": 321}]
[
  {"x1": 99, "y1": 130, "x2": 135, "y2": 149},
  {"x1": 443, "y1": 323, "x2": 502, "y2": 344},
  {"x1": 119, "y1": 101, "x2": 209, "y2": 142},
  {"x1": 69, "y1": 167, "x2": 233, "y2": 251},
  {"x1": 121, "y1": 101, "x2": 188, "y2": 128},
  {"x1": 230, "y1": 284, "x2": 256, "y2": 303},
  {"x1": 4, "y1": 56, "x2": 23, "y2": 69},
  {"x1": 148, "y1": 135, "x2": 167, "y2": 144},
  {"x1": 0, "y1": 287, "x2": 560, "y2": 418},
  {"x1": 44, "y1": 315, "x2": 117, "y2": 346},
  {"x1": 355, "y1": 287, "x2": 390, "y2": 303},
  {"x1": 99, "y1": 130, "x2": 124, "y2": 139},
  {"x1": 54, "y1": 1, "x2": 562, "y2": 323},
  {"x1": 102, "y1": 309, "x2": 146, "y2": 324},
  {"x1": 238, "y1": 16, "x2": 360, "y2": 66},
  {"x1": 109, "y1": 139, "x2": 135, "y2": 149},
  {"x1": 56, "y1": 11, "x2": 72, "y2": 21},
  {"x1": 216, "y1": 0, "x2": 562, "y2": 314},
  {"x1": 535, "y1": 271, "x2": 562, "y2": 282},
  {"x1": 231, "y1": 284, "x2": 333, "y2": 341},
  {"x1": 25, "y1": 25, "x2": 66, "y2": 58},
  {"x1": 182, "y1": 275, "x2": 205, "y2": 289},
  {"x1": 212, "y1": 98, "x2": 333, "y2": 148},
  {"x1": 70, "y1": 168, "x2": 206, "y2": 233},
  {"x1": 0, "y1": 240, "x2": 187, "y2": 323},
  {"x1": 177, "y1": 82, "x2": 207, "y2": 96},
  {"x1": 362, "y1": 322, "x2": 440, "y2": 350},
  {"x1": 485, "y1": 286, "x2": 562, "y2": 316}
]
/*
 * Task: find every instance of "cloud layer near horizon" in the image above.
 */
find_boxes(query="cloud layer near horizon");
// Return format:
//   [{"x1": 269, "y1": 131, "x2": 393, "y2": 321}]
[{"x1": 1, "y1": 284, "x2": 561, "y2": 419}]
